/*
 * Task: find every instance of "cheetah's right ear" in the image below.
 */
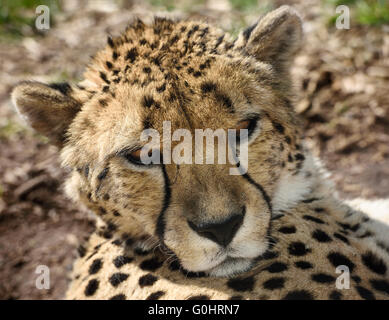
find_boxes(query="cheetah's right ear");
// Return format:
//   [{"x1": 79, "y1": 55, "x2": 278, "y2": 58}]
[{"x1": 11, "y1": 81, "x2": 82, "y2": 147}]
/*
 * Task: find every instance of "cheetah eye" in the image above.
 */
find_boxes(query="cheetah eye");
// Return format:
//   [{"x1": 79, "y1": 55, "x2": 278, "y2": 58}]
[
  {"x1": 123, "y1": 148, "x2": 161, "y2": 166},
  {"x1": 125, "y1": 149, "x2": 144, "y2": 165},
  {"x1": 235, "y1": 115, "x2": 259, "y2": 139}
]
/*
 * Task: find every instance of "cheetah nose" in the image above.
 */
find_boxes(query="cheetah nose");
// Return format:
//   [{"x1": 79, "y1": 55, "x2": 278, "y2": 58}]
[{"x1": 188, "y1": 213, "x2": 244, "y2": 247}]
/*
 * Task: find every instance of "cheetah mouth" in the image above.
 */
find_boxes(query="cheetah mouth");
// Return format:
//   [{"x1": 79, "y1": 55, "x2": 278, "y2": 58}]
[{"x1": 206, "y1": 257, "x2": 255, "y2": 277}]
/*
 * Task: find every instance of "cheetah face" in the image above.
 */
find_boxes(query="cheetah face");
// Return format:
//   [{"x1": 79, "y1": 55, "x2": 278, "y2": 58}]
[{"x1": 12, "y1": 7, "x2": 304, "y2": 277}]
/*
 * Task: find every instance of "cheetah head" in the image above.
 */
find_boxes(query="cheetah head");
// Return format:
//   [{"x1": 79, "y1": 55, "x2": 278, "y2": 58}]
[{"x1": 12, "y1": 6, "x2": 309, "y2": 277}]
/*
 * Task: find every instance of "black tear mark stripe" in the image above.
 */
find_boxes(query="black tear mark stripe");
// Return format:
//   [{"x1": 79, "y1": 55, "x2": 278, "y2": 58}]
[
  {"x1": 156, "y1": 165, "x2": 172, "y2": 241},
  {"x1": 242, "y1": 173, "x2": 272, "y2": 213}
]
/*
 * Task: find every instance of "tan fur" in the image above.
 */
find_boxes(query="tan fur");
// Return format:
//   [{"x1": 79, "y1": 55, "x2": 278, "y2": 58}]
[{"x1": 11, "y1": 6, "x2": 389, "y2": 299}]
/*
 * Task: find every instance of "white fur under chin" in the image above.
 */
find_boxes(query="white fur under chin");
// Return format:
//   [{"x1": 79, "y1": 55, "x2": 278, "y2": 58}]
[
  {"x1": 207, "y1": 257, "x2": 254, "y2": 277},
  {"x1": 272, "y1": 153, "x2": 332, "y2": 215}
]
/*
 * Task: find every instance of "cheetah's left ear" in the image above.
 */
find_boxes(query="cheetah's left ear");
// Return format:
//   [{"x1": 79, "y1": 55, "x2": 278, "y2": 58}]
[
  {"x1": 11, "y1": 81, "x2": 82, "y2": 147},
  {"x1": 237, "y1": 5, "x2": 303, "y2": 74}
]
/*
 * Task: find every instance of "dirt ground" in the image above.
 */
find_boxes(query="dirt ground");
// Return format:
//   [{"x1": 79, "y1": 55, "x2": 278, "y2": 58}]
[{"x1": 0, "y1": 0, "x2": 388, "y2": 299}]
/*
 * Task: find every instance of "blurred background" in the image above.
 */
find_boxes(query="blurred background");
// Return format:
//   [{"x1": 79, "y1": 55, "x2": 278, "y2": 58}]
[{"x1": 0, "y1": 0, "x2": 388, "y2": 299}]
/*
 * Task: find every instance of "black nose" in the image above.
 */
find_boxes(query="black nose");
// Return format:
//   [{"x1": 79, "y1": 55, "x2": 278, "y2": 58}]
[{"x1": 188, "y1": 214, "x2": 244, "y2": 247}]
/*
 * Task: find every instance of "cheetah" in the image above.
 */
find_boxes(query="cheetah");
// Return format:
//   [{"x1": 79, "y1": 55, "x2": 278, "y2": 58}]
[{"x1": 11, "y1": 6, "x2": 389, "y2": 300}]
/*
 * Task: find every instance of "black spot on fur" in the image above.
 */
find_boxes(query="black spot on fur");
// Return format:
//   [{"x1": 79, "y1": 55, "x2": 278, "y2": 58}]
[
  {"x1": 97, "y1": 167, "x2": 109, "y2": 180},
  {"x1": 278, "y1": 226, "x2": 296, "y2": 234},
  {"x1": 266, "y1": 262, "x2": 288, "y2": 273},
  {"x1": 188, "y1": 295, "x2": 210, "y2": 300},
  {"x1": 139, "y1": 273, "x2": 158, "y2": 287},
  {"x1": 262, "y1": 251, "x2": 279, "y2": 260},
  {"x1": 98, "y1": 207, "x2": 107, "y2": 215},
  {"x1": 329, "y1": 291, "x2": 342, "y2": 300},
  {"x1": 157, "y1": 83, "x2": 166, "y2": 92},
  {"x1": 134, "y1": 247, "x2": 151, "y2": 256},
  {"x1": 143, "y1": 67, "x2": 151, "y2": 74},
  {"x1": 185, "y1": 271, "x2": 206, "y2": 278},
  {"x1": 126, "y1": 48, "x2": 138, "y2": 63},
  {"x1": 303, "y1": 215, "x2": 325, "y2": 224},
  {"x1": 214, "y1": 35, "x2": 224, "y2": 49},
  {"x1": 84, "y1": 279, "x2": 99, "y2": 296},
  {"x1": 263, "y1": 277, "x2": 285, "y2": 290},
  {"x1": 295, "y1": 153, "x2": 305, "y2": 161},
  {"x1": 99, "y1": 99, "x2": 108, "y2": 107},
  {"x1": 376, "y1": 241, "x2": 389, "y2": 254},
  {"x1": 77, "y1": 245, "x2": 86, "y2": 257},
  {"x1": 124, "y1": 237, "x2": 134, "y2": 247},
  {"x1": 89, "y1": 259, "x2": 102, "y2": 275},
  {"x1": 109, "y1": 294, "x2": 126, "y2": 300},
  {"x1": 227, "y1": 276, "x2": 255, "y2": 292},
  {"x1": 351, "y1": 222, "x2": 361, "y2": 231},
  {"x1": 99, "y1": 72, "x2": 110, "y2": 84},
  {"x1": 282, "y1": 290, "x2": 313, "y2": 300},
  {"x1": 140, "y1": 258, "x2": 163, "y2": 272},
  {"x1": 272, "y1": 121, "x2": 285, "y2": 134},
  {"x1": 356, "y1": 286, "x2": 375, "y2": 300},
  {"x1": 48, "y1": 82, "x2": 72, "y2": 95},
  {"x1": 113, "y1": 210, "x2": 121, "y2": 217},
  {"x1": 107, "y1": 36, "x2": 114, "y2": 48},
  {"x1": 201, "y1": 81, "x2": 217, "y2": 93},
  {"x1": 113, "y1": 255, "x2": 134, "y2": 268},
  {"x1": 215, "y1": 93, "x2": 233, "y2": 112},
  {"x1": 302, "y1": 198, "x2": 319, "y2": 203},
  {"x1": 311, "y1": 273, "x2": 335, "y2": 283},
  {"x1": 294, "y1": 261, "x2": 313, "y2": 270},
  {"x1": 242, "y1": 22, "x2": 258, "y2": 41},
  {"x1": 327, "y1": 252, "x2": 355, "y2": 272},
  {"x1": 370, "y1": 279, "x2": 389, "y2": 295},
  {"x1": 312, "y1": 229, "x2": 332, "y2": 243},
  {"x1": 111, "y1": 239, "x2": 122, "y2": 246},
  {"x1": 146, "y1": 291, "x2": 165, "y2": 300},
  {"x1": 288, "y1": 242, "x2": 311, "y2": 256},
  {"x1": 107, "y1": 222, "x2": 117, "y2": 232},
  {"x1": 358, "y1": 231, "x2": 373, "y2": 238},
  {"x1": 109, "y1": 273, "x2": 129, "y2": 287},
  {"x1": 361, "y1": 251, "x2": 387, "y2": 275},
  {"x1": 169, "y1": 260, "x2": 180, "y2": 271},
  {"x1": 106, "y1": 61, "x2": 113, "y2": 69},
  {"x1": 143, "y1": 95, "x2": 156, "y2": 108},
  {"x1": 102, "y1": 231, "x2": 112, "y2": 239},
  {"x1": 334, "y1": 232, "x2": 350, "y2": 245}
]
